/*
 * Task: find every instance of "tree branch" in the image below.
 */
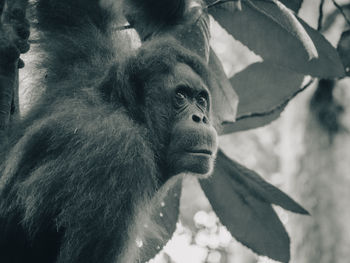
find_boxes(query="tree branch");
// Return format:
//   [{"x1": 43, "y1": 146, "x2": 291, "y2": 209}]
[
  {"x1": 317, "y1": 0, "x2": 325, "y2": 31},
  {"x1": 331, "y1": 0, "x2": 350, "y2": 28}
]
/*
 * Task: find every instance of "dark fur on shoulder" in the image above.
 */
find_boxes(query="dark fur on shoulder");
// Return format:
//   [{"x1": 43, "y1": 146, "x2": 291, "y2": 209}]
[{"x1": 0, "y1": 0, "x2": 217, "y2": 262}]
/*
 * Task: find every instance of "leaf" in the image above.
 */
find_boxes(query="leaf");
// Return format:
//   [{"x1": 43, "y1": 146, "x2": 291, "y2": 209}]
[
  {"x1": 200, "y1": 150, "x2": 308, "y2": 261},
  {"x1": 224, "y1": 150, "x2": 308, "y2": 213},
  {"x1": 296, "y1": 17, "x2": 345, "y2": 78},
  {"x1": 209, "y1": 48, "x2": 238, "y2": 123},
  {"x1": 199, "y1": 151, "x2": 286, "y2": 262},
  {"x1": 221, "y1": 109, "x2": 283, "y2": 134},
  {"x1": 139, "y1": 175, "x2": 183, "y2": 263},
  {"x1": 230, "y1": 61, "x2": 305, "y2": 117},
  {"x1": 217, "y1": 62, "x2": 314, "y2": 133},
  {"x1": 209, "y1": 0, "x2": 317, "y2": 60},
  {"x1": 218, "y1": 61, "x2": 306, "y2": 133},
  {"x1": 209, "y1": 0, "x2": 345, "y2": 78},
  {"x1": 278, "y1": 0, "x2": 303, "y2": 13},
  {"x1": 337, "y1": 30, "x2": 350, "y2": 76}
]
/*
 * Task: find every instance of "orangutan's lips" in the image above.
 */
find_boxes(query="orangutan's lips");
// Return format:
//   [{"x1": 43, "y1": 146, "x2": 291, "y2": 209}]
[{"x1": 186, "y1": 149, "x2": 213, "y2": 156}]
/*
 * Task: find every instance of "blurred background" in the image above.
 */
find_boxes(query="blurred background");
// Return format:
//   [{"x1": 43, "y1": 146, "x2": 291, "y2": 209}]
[{"x1": 146, "y1": 0, "x2": 350, "y2": 262}]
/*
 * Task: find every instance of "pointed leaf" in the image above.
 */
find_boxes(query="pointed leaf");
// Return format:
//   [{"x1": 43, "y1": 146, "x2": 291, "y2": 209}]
[
  {"x1": 218, "y1": 150, "x2": 308, "y2": 213},
  {"x1": 218, "y1": 61, "x2": 305, "y2": 133},
  {"x1": 200, "y1": 150, "x2": 294, "y2": 262},
  {"x1": 248, "y1": 0, "x2": 316, "y2": 59},
  {"x1": 296, "y1": 17, "x2": 345, "y2": 78},
  {"x1": 209, "y1": 0, "x2": 316, "y2": 61},
  {"x1": 337, "y1": 30, "x2": 350, "y2": 76},
  {"x1": 221, "y1": 109, "x2": 284, "y2": 134},
  {"x1": 231, "y1": 61, "x2": 304, "y2": 117},
  {"x1": 209, "y1": 0, "x2": 345, "y2": 77},
  {"x1": 221, "y1": 78, "x2": 314, "y2": 133},
  {"x1": 209, "y1": 48, "x2": 238, "y2": 123},
  {"x1": 139, "y1": 175, "x2": 183, "y2": 263}
]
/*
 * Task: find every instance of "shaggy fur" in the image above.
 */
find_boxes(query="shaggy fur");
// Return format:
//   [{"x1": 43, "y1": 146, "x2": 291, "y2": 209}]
[{"x1": 0, "y1": 0, "x2": 218, "y2": 262}]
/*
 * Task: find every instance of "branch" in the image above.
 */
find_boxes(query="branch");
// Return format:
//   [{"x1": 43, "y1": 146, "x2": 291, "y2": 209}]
[
  {"x1": 317, "y1": 0, "x2": 325, "y2": 31},
  {"x1": 331, "y1": 0, "x2": 350, "y2": 28}
]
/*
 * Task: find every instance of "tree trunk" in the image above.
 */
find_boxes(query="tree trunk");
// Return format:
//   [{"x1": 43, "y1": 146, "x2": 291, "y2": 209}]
[{"x1": 283, "y1": 79, "x2": 350, "y2": 263}]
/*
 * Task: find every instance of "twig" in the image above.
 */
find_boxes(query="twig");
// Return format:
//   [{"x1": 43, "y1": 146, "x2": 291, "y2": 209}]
[
  {"x1": 235, "y1": 79, "x2": 315, "y2": 121},
  {"x1": 331, "y1": 0, "x2": 350, "y2": 28},
  {"x1": 317, "y1": 0, "x2": 325, "y2": 31}
]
